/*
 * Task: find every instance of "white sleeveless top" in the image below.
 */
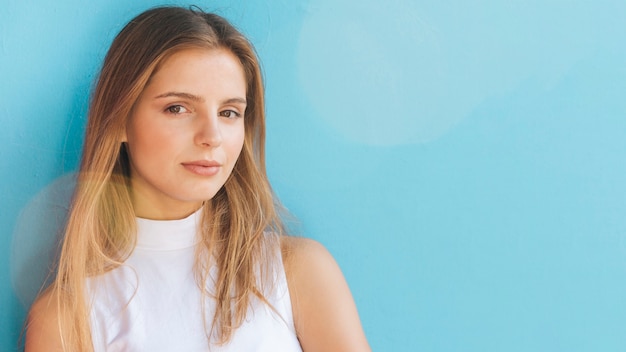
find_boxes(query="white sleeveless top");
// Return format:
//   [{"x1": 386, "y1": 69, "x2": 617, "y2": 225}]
[{"x1": 87, "y1": 209, "x2": 302, "y2": 352}]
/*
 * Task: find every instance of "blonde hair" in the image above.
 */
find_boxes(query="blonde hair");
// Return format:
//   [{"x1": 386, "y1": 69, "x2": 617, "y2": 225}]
[{"x1": 48, "y1": 6, "x2": 285, "y2": 350}]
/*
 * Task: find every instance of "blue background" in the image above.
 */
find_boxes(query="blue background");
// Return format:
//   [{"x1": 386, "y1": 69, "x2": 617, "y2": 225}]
[{"x1": 2, "y1": 0, "x2": 626, "y2": 350}]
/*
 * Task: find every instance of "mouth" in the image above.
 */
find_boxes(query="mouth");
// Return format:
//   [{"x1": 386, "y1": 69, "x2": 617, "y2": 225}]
[{"x1": 181, "y1": 160, "x2": 222, "y2": 176}]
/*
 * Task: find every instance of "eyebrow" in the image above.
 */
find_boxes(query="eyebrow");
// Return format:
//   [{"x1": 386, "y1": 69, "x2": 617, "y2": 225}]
[
  {"x1": 155, "y1": 91, "x2": 204, "y2": 102},
  {"x1": 154, "y1": 92, "x2": 246, "y2": 105}
]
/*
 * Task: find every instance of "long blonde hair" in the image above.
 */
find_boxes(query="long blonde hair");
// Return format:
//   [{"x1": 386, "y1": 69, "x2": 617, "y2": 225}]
[{"x1": 49, "y1": 6, "x2": 284, "y2": 350}]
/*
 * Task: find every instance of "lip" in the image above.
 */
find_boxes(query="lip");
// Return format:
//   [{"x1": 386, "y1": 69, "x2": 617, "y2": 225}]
[{"x1": 181, "y1": 160, "x2": 222, "y2": 176}]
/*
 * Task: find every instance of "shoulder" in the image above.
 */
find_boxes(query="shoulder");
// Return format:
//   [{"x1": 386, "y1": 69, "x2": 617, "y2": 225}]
[
  {"x1": 280, "y1": 237, "x2": 341, "y2": 302},
  {"x1": 281, "y1": 236, "x2": 330, "y2": 269},
  {"x1": 281, "y1": 237, "x2": 371, "y2": 352},
  {"x1": 25, "y1": 289, "x2": 64, "y2": 351}
]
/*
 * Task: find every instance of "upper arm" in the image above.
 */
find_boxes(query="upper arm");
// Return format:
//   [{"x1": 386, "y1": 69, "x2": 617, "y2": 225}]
[
  {"x1": 25, "y1": 290, "x2": 64, "y2": 352},
  {"x1": 282, "y1": 237, "x2": 370, "y2": 352}
]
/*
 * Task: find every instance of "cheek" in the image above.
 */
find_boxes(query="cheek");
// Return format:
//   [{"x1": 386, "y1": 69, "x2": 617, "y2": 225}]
[
  {"x1": 224, "y1": 124, "x2": 246, "y2": 160},
  {"x1": 127, "y1": 123, "x2": 180, "y2": 165},
  {"x1": 232, "y1": 129, "x2": 246, "y2": 160}
]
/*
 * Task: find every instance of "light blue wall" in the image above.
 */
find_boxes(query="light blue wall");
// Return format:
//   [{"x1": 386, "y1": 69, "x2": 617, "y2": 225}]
[{"x1": 2, "y1": 0, "x2": 625, "y2": 351}]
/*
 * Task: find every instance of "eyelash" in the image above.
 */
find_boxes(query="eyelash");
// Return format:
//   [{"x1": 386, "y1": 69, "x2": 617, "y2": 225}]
[
  {"x1": 220, "y1": 110, "x2": 242, "y2": 119},
  {"x1": 165, "y1": 105, "x2": 188, "y2": 114},
  {"x1": 164, "y1": 105, "x2": 242, "y2": 119}
]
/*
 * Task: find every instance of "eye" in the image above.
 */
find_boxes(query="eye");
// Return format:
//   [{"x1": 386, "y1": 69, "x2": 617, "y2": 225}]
[
  {"x1": 165, "y1": 105, "x2": 189, "y2": 114},
  {"x1": 219, "y1": 110, "x2": 242, "y2": 119}
]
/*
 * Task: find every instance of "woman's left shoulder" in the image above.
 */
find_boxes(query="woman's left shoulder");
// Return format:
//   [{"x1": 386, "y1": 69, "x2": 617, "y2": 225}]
[
  {"x1": 280, "y1": 236, "x2": 371, "y2": 351},
  {"x1": 280, "y1": 237, "x2": 342, "y2": 287},
  {"x1": 280, "y1": 236, "x2": 329, "y2": 266}
]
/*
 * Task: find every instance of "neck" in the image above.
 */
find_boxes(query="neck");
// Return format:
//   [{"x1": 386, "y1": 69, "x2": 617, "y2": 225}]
[{"x1": 132, "y1": 195, "x2": 204, "y2": 220}]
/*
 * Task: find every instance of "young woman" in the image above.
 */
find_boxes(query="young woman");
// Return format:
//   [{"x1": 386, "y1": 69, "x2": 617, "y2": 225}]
[{"x1": 25, "y1": 6, "x2": 370, "y2": 352}]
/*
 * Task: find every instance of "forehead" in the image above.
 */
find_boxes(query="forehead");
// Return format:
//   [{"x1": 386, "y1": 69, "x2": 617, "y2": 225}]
[{"x1": 144, "y1": 48, "x2": 247, "y2": 97}]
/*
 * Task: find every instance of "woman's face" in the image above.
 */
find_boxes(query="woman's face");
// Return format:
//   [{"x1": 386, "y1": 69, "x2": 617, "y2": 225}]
[{"x1": 124, "y1": 48, "x2": 247, "y2": 219}]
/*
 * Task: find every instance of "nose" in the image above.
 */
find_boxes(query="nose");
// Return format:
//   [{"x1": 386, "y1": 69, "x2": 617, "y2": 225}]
[{"x1": 195, "y1": 112, "x2": 223, "y2": 147}]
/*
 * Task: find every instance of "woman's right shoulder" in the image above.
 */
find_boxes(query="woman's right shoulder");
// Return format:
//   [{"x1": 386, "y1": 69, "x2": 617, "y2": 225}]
[{"x1": 25, "y1": 289, "x2": 64, "y2": 351}]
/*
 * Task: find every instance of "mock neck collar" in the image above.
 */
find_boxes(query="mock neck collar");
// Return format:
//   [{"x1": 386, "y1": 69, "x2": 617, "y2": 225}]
[{"x1": 135, "y1": 207, "x2": 202, "y2": 251}]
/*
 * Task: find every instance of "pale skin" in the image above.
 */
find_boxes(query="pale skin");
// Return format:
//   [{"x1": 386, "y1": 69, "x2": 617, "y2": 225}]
[
  {"x1": 283, "y1": 237, "x2": 372, "y2": 351},
  {"x1": 26, "y1": 48, "x2": 370, "y2": 351}
]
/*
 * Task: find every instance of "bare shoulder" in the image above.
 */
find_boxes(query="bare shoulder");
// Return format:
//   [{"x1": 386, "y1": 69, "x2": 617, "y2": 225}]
[
  {"x1": 281, "y1": 237, "x2": 371, "y2": 352},
  {"x1": 25, "y1": 289, "x2": 64, "y2": 352},
  {"x1": 281, "y1": 237, "x2": 346, "y2": 302},
  {"x1": 281, "y1": 236, "x2": 331, "y2": 267}
]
